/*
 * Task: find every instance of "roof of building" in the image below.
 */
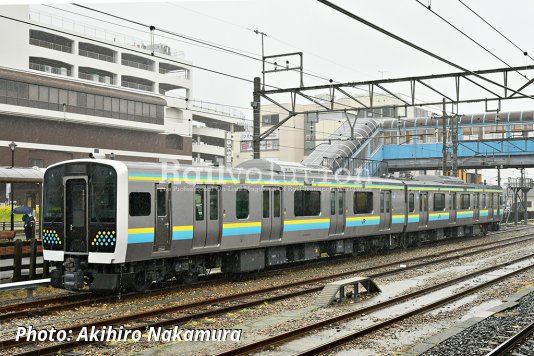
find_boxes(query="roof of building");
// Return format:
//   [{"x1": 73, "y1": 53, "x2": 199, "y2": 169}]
[{"x1": 0, "y1": 166, "x2": 44, "y2": 183}]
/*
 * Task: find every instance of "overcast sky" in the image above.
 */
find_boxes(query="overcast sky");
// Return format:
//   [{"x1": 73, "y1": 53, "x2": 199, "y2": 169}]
[{"x1": 4, "y1": 0, "x2": 534, "y2": 183}]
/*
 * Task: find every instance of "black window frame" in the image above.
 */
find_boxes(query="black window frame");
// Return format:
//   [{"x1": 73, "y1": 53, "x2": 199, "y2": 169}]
[
  {"x1": 129, "y1": 192, "x2": 151, "y2": 216},
  {"x1": 353, "y1": 192, "x2": 373, "y2": 214},
  {"x1": 433, "y1": 193, "x2": 446, "y2": 211},
  {"x1": 294, "y1": 190, "x2": 321, "y2": 216},
  {"x1": 236, "y1": 189, "x2": 250, "y2": 219}
]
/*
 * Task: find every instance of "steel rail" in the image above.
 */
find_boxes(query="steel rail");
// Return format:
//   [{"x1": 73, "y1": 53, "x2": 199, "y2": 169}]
[
  {"x1": 1, "y1": 227, "x2": 529, "y2": 322},
  {"x1": 217, "y1": 254, "x2": 534, "y2": 356},
  {"x1": 485, "y1": 321, "x2": 534, "y2": 356},
  {"x1": 6, "y1": 231, "x2": 534, "y2": 355},
  {"x1": 1, "y1": 227, "x2": 524, "y2": 321}
]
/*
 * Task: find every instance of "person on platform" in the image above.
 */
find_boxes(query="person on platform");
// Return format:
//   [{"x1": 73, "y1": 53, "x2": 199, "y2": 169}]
[{"x1": 22, "y1": 213, "x2": 34, "y2": 240}]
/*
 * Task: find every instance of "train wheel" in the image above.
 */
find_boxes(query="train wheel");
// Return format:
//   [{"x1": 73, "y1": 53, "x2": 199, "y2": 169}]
[{"x1": 132, "y1": 270, "x2": 151, "y2": 292}]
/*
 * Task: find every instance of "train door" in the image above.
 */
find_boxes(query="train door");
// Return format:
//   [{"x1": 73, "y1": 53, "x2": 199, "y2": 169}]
[
  {"x1": 261, "y1": 187, "x2": 283, "y2": 241},
  {"x1": 154, "y1": 183, "x2": 171, "y2": 252},
  {"x1": 64, "y1": 177, "x2": 88, "y2": 253},
  {"x1": 450, "y1": 193, "x2": 457, "y2": 223},
  {"x1": 419, "y1": 192, "x2": 429, "y2": 227},
  {"x1": 379, "y1": 191, "x2": 391, "y2": 230},
  {"x1": 329, "y1": 189, "x2": 346, "y2": 236},
  {"x1": 473, "y1": 193, "x2": 480, "y2": 221},
  {"x1": 193, "y1": 185, "x2": 221, "y2": 248}
]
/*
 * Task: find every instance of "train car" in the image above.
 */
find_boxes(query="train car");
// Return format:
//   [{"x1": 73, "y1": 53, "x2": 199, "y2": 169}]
[{"x1": 41, "y1": 158, "x2": 503, "y2": 292}]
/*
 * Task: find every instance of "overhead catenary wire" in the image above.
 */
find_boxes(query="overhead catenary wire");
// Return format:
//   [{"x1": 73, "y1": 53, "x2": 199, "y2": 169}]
[
  {"x1": 457, "y1": 0, "x2": 534, "y2": 63},
  {"x1": 414, "y1": 0, "x2": 530, "y2": 81},
  {"x1": 316, "y1": 0, "x2": 534, "y2": 101},
  {"x1": 70, "y1": 3, "x2": 338, "y2": 86},
  {"x1": 53, "y1": 3, "x2": 454, "y2": 122}
]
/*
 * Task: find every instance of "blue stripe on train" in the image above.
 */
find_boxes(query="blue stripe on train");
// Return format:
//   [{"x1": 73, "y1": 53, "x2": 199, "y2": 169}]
[
  {"x1": 346, "y1": 219, "x2": 380, "y2": 227},
  {"x1": 172, "y1": 230, "x2": 193, "y2": 240},
  {"x1": 128, "y1": 233, "x2": 154, "y2": 244},
  {"x1": 222, "y1": 226, "x2": 262, "y2": 237},
  {"x1": 284, "y1": 222, "x2": 330, "y2": 232}
]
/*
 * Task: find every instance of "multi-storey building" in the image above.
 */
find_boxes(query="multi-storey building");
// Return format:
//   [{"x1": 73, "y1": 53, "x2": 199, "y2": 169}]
[{"x1": 0, "y1": 4, "x2": 244, "y2": 169}]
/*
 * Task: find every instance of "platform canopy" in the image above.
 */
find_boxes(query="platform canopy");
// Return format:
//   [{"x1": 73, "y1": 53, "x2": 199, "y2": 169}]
[{"x1": 0, "y1": 167, "x2": 44, "y2": 183}]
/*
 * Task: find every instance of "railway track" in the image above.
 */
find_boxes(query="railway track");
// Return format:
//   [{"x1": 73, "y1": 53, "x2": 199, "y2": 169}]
[
  {"x1": 217, "y1": 254, "x2": 534, "y2": 356},
  {"x1": 485, "y1": 320, "x2": 534, "y2": 356},
  {"x1": 4, "y1": 228, "x2": 534, "y2": 355},
  {"x1": 1, "y1": 226, "x2": 528, "y2": 322}
]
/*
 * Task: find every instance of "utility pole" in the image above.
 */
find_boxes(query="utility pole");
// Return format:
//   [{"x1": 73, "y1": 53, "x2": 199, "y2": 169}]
[
  {"x1": 441, "y1": 98, "x2": 448, "y2": 175},
  {"x1": 252, "y1": 77, "x2": 261, "y2": 159},
  {"x1": 451, "y1": 114, "x2": 459, "y2": 177},
  {"x1": 254, "y1": 29, "x2": 267, "y2": 91}
]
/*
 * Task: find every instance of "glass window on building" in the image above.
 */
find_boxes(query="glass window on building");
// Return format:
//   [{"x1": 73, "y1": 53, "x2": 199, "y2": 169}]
[{"x1": 262, "y1": 114, "x2": 279, "y2": 126}]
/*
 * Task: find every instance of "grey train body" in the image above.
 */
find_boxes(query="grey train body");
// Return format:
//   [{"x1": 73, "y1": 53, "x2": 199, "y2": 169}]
[{"x1": 41, "y1": 159, "x2": 504, "y2": 291}]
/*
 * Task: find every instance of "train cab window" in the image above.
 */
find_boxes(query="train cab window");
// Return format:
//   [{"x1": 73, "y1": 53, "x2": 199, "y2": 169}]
[
  {"x1": 354, "y1": 192, "x2": 373, "y2": 214},
  {"x1": 294, "y1": 191, "x2": 321, "y2": 216},
  {"x1": 129, "y1": 192, "x2": 151, "y2": 216},
  {"x1": 236, "y1": 189, "x2": 249, "y2": 219},
  {"x1": 195, "y1": 188, "x2": 204, "y2": 220},
  {"x1": 460, "y1": 194, "x2": 470, "y2": 209},
  {"x1": 433, "y1": 193, "x2": 446, "y2": 211},
  {"x1": 408, "y1": 193, "x2": 415, "y2": 212}
]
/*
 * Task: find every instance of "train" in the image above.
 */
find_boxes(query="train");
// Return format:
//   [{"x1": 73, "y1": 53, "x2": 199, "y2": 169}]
[{"x1": 41, "y1": 158, "x2": 504, "y2": 292}]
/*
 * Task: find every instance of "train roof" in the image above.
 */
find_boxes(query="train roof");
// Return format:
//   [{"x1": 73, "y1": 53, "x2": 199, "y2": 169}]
[{"x1": 46, "y1": 159, "x2": 500, "y2": 190}]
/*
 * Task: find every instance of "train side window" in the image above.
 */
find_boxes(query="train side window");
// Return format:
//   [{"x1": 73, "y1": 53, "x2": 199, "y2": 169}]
[
  {"x1": 408, "y1": 193, "x2": 415, "y2": 212},
  {"x1": 330, "y1": 190, "x2": 336, "y2": 215},
  {"x1": 460, "y1": 194, "x2": 470, "y2": 209},
  {"x1": 419, "y1": 193, "x2": 423, "y2": 211},
  {"x1": 380, "y1": 192, "x2": 384, "y2": 213},
  {"x1": 129, "y1": 192, "x2": 151, "y2": 216},
  {"x1": 156, "y1": 189, "x2": 166, "y2": 217},
  {"x1": 236, "y1": 189, "x2": 249, "y2": 219},
  {"x1": 263, "y1": 190, "x2": 270, "y2": 218},
  {"x1": 294, "y1": 191, "x2": 321, "y2": 216},
  {"x1": 209, "y1": 189, "x2": 218, "y2": 220},
  {"x1": 433, "y1": 193, "x2": 445, "y2": 211},
  {"x1": 354, "y1": 192, "x2": 373, "y2": 214},
  {"x1": 195, "y1": 188, "x2": 204, "y2": 220},
  {"x1": 482, "y1": 194, "x2": 486, "y2": 208},
  {"x1": 273, "y1": 190, "x2": 281, "y2": 217}
]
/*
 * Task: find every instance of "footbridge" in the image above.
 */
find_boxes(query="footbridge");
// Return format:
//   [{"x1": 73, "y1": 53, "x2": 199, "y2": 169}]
[{"x1": 303, "y1": 111, "x2": 534, "y2": 176}]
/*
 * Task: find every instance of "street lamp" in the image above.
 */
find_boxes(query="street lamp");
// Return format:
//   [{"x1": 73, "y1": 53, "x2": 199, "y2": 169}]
[
  {"x1": 9, "y1": 141, "x2": 17, "y2": 168},
  {"x1": 8, "y1": 141, "x2": 17, "y2": 231}
]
